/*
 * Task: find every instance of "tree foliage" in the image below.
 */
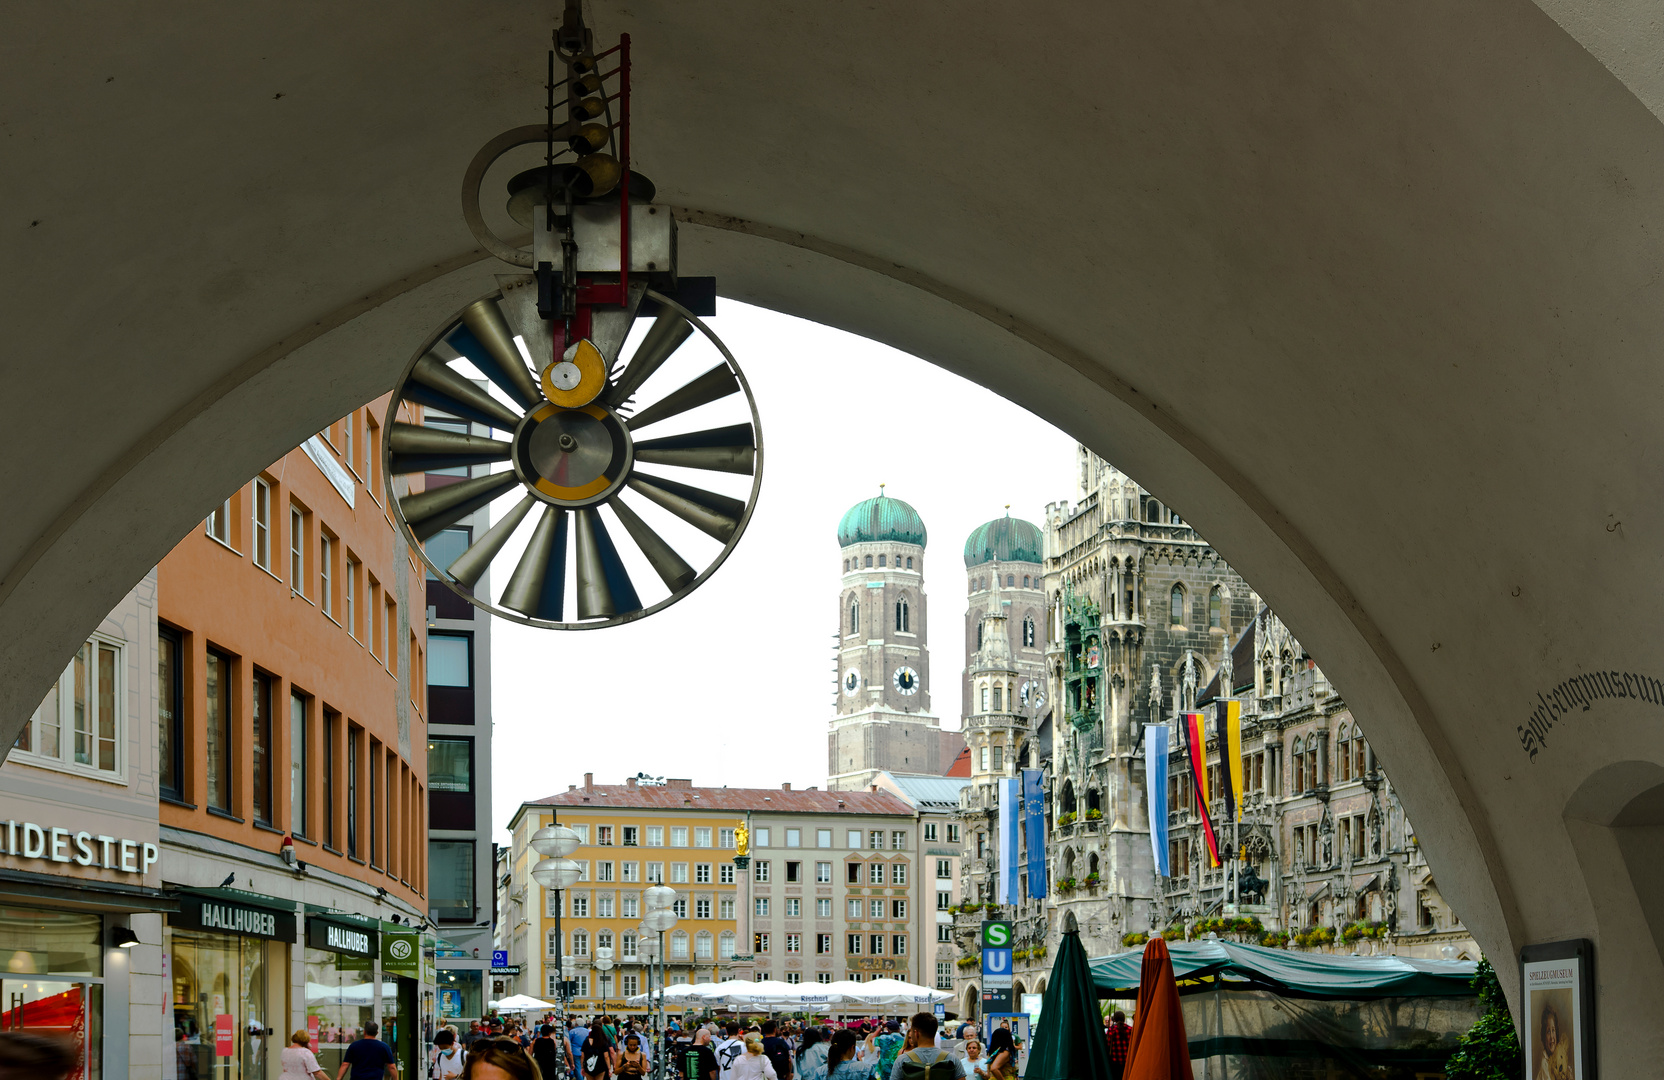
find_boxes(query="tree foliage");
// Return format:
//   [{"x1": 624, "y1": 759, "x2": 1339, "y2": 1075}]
[{"x1": 1444, "y1": 958, "x2": 1523, "y2": 1080}]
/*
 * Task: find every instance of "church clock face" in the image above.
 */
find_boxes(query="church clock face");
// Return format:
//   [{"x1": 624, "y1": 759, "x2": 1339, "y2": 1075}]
[
  {"x1": 892, "y1": 666, "x2": 919, "y2": 695},
  {"x1": 843, "y1": 669, "x2": 861, "y2": 696},
  {"x1": 1021, "y1": 680, "x2": 1046, "y2": 708}
]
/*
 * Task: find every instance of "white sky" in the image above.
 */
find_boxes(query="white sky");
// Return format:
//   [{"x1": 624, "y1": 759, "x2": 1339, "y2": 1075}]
[{"x1": 487, "y1": 302, "x2": 1078, "y2": 841}]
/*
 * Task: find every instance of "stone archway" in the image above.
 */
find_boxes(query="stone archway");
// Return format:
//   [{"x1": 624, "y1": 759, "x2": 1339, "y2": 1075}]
[{"x1": 962, "y1": 985, "x2": 979, "y2": 1022}]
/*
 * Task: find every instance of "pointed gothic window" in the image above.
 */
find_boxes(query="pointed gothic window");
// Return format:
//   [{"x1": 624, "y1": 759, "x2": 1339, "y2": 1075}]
[
  {"x1": 1022, "y1": 575, "x2": 1030, "y2": 587},
  {"x1": 878, "y1": 555, "x2": 886, "y2": 567},
  {"x1": 1209, "y1": 587, "x2": 1222, "y2": 629},
  {"x1": 1022, "y1": 617, "x2": 1035, "y2": 647},
  {"x1": 906, "y1": 557, "x2": 913, "y2": 569},
  {"x1": 865, "y1": 555, "x2": 873, "y2": 568},
  {"x1": 895, "y1": 597, "x2": 910, "y2": 633},
  {"x1": 1007, "y1": 575, "x2": 1015, "y2": 586},
  {"x1": 980, "y1": 686, "x2": 989, "y2": 712},
  {"x1": 1170, "y1": 583, "x2": 1186, "y2": 626},
  {"x1": 976, "y1": 622, "x2": 983, "y2": 649},
  {"x1": 849, "y1": 597, "x2": 859, "y2": 634},
  {"x1": 993, "y1": 685, "x2": 1002, "y2": 711}
]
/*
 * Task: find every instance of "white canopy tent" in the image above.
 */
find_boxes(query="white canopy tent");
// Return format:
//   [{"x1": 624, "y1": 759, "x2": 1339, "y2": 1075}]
[
  {"x1": 625, "y1": 979, "x2": 950, "y2": 1011},
  {"x1": 491, "y1": 994, "x2": 557, "y2": 1012}
]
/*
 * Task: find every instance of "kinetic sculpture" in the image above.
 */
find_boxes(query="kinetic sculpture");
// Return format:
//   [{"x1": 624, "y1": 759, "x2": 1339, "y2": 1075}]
[{"x1": 383, "y1": 3, "x2": 761, "y2": 629}]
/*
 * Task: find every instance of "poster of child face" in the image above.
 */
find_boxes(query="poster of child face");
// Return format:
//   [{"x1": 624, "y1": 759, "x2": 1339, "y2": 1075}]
[{"x1": 1523, "y1": 960, "x2": 1580, "y2": 1080}]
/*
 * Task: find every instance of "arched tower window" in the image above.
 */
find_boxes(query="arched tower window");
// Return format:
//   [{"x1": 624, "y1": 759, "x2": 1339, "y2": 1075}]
[
  {"x1": 895, "y1": 597, "x2": 910, "y2": 633},
  {"x1": 843, "y1": 559, "x2": 849, "y2": 572},
  {"x1": 1169, "y1": 583, "x2": 1186, "y2": 626},
  {"x1": 865, "y1": 555, "x2": 873, "y2": 568},
  {"x1": 1293, "y1": 737, "x2": 1305, "y2": 793},
  {"x1": 977, "y1": 622, "x2": 983, "y2": 650},
  {"x1": 1146, "y1": 500, "x2": 1161, "y2": 522},
  {"x1": 1022, "y1": 575, "x2": 1030, "y2": 587},
  {"x1": 1007, "y1": 574, "x2": 1015, "y2": 586},
  {"x1": 906, "y1": 556, "x2": 914, "y2": 569},
  {"x1": 980, "y1": 686, "x2": 989, "y2": 712},
  {"x1": 992, "y1": 685, "x2": 1003, "y2": 712},
  {"x1": 1022, "y1": 616, "x2": 1035, "y2": 647},
  {"x1": 849, "y1": 597, "x2": 859, "y2": 634},
  {"x1": 1208, "y1": 587, "x2": 1222, "y2": 629},
  {"x1": 878, "y1": 554, "x2": 886, "y2": 567}
]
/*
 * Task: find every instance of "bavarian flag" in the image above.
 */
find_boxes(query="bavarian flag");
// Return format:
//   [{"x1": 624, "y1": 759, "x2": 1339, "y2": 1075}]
[
  {"x1": 1184, "y1": 711, "x2": 1222, "y2": 867},
  {"x1": 1219, "y1": 698, "x2": 1244, "y2": 822}
]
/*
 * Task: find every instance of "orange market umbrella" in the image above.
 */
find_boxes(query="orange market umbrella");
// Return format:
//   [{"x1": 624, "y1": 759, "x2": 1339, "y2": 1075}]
[{"x1": 1122, "y1": 938, "x2": 1193, "y2": 1080}]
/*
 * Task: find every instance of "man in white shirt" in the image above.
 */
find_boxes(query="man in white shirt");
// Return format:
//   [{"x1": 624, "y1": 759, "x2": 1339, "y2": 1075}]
[{"x1": 714, "y1": 1021, "x2": 744, "y2": 1080}]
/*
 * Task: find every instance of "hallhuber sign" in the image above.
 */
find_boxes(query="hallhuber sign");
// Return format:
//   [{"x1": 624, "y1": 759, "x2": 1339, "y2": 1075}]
[
  {"x1": 307, "y1": 916, "x2": 378, "y2": 957},
  {"x1": 174, "y1": 897, "x2": 295, "y2": 941}
]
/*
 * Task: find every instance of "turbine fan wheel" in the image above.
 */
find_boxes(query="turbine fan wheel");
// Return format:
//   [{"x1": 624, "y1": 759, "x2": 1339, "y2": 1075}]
[{"x1": 383, "y1": 282, "x2": 762, "y2": 629}]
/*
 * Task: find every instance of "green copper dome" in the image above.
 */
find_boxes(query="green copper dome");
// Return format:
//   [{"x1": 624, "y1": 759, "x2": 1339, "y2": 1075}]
[
  {"x1": 838, "y1": 493, "x2": 927, "y2": 547},
  {"x1": 964, "y1": 514, "x2": 1042, "y2": 567}
]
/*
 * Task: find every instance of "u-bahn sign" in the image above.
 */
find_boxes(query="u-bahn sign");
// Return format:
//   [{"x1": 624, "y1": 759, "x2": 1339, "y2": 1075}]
[{"x1": 981, "y1": 920, "x2": 1013, "y2": 1012}]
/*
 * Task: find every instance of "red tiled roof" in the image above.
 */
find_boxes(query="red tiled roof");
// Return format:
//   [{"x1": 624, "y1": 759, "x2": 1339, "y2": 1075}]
[
  {"x1": 945, "y1": 747, "x2": 972, "y2": 777},
  {"x1": 528, "y1": 782, "x2": 914, "y2": 816}
]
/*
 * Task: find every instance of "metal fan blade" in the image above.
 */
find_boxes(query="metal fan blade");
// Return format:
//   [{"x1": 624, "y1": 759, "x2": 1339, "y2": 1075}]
[
  {"x1": 408, "y1": 353, "x2": 523, "y2": 430},
  {"x1": 603, "y1": 308, "x2": 694, "y2": 407},
  {"x1": 447, "y1": 299, "x2": 544, "y2": 411},
  {"x1": 447, "y1": 494, "x2": 537, "y2": 590},
  {"x1": 626, "y1": 472, "x2": 745, "y2": 543},
  {"x1": 609, "y1": 497, "x2": 697, "y2": 591},
  {"x1": 388, "y1": 422, "x2": 513, "y2": 474},
  {"x1": 633, "y1": 423, "x2": 756, "y2": 475},
  {"x1": 398, "y1": 472, "x2": 520, "y2": 541},
  {"x1": 625, "y1": 364, "x2": 740, "y2": 431},
  {"x1": 574, "y1": 508, "x2": 642, "y2": 619},
  {"x1": 500, "y1": 507, "x2": 568, "y2": 621}
]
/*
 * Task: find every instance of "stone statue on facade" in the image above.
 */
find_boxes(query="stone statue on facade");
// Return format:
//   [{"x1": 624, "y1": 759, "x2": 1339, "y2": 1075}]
[{"x1": 1181, "y1": 650, "x2": 1198, "y2": 710}]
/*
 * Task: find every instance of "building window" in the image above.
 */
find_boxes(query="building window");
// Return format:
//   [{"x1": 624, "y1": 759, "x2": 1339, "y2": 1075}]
[
  {"x1": 847, "y1": 862, "x2": 861, "y2": 885},
  {"x1": 428, "y1": 632, "x2": 472, "y2": 688},
  {"x1": 694, "y1": 826, "x2": 713, "y2": 847},
  {"x1": 346, "y1": 726, "x2": 359, "y2": 857},
  {"x1": 786, "y1": 934, "x2": 801, "y2": 954},
  {"x1": 598, "y1": 895, "x2": 615, "y2": 918},
  {"x1": 207, "y1": 495, "x2": 232, "y2": 545},
  {"x1": 754, "y1": 860, "x2": 770, "y2": 882},
  {"x1": 937, "y1": 891, "x2": 952, "y2": 911},
  {"x1": 892, "y1": 863, "x2": 908, "y2": 885},
  {"x1": 622, "y1": 894, "x2": 639, "y2": 918},
  {"x1": 849, "y1": 598, "x2": 859, "y2": 633},
  {"x1": 430, "y1": 839, "x2": 474, "y2": 921},
  {"x1": 571, "y1": 894, "x2": 589, "y2": 918},
  {"x1": 817, "y1": 828, "x2": 833, "y2": 848},
  {"x1": 816, "y1": 862, "x2": 832, "y2": 883},
  {"x1": 755, "y1": 898, "x2": 770, "y2": 918},
  {"x1": 785, "y1": 861, "x2": 801, "y2": 883},
  {"x1": 786, "y1": 898, "x2": 801, "y2": 917},
  {"x1": 319, "y1": 535, "x2": 334, "y2": 616},
  {"x1": 869, "y1": 899, "x2": 884, "y2": 919},
  {"x1": 720, "y1": 827, "x2": 736, "y2": 848},
  {"x1": 572, "y1": 929, "x2": 590, "y2": 957},
  {"x1": 158, "y1": 627, "x2": 183, "y2": 799},
  {"x1": 936, "y1": 962, "x2": 953, "y2": 989},
  {"x1": 1209, "y1": 587, "x2": 1223, "y2": 630},
  {"x1": 755, "y1": 828, "x2": 771, "y2": 847},
  {"x1": 252, "y1": 480, "x2": 272, "y2": 569},
  {"x1": 647, "y1": 862, "x2": 663, "y2": 883},
  {"x1": 891, "y1": 831, "x2": 906, "y2": 850},
  {"x1": 993, "y1": 745, "x2": 1003, "y2": 770},
  {"x1": 816, "y1": 934, "x2": 833, "y2": 954},
  {"x1": 598, "y1": 861, "x2": 615, "y2": 882},
  {"x1": 720, "y1": 863, "x2": 735, "y2": 884},
  {"x1": 647, "y1": 826, "x2": 664, "y2": 847},
  {"x1": 895, "y1": 598, "x2": 910, "y2": 632},
  {"x1": 1170, "y1": 583, "x2": 1186, "y2": 625},
  {"x1": 206, "y1": 648, "x2": 233, "y2": 810},
  {"x1": 937, "y1": 925, "x2": 951, "y2": 942},
  {"x1": 345, "y1": 556, "x2": 358, "y2": 636},
  {"x1": 864, "y1": 555, "x2": 873, "y2": 568},
  {"x1": 322, "y1": 710, "x2": 337, "y2": 848},
  {"x1": 866, "y1": 830, "x2": 881, "y2": 849},
  {"x1": 251, "y1": 672, "x2": 274, "y2": 825},
  {"x1": 14, "y1": 636, "x2": 122, "y2": 778},
  {"x1": 1023, "y1": 617, "x2": 1036, "y2": 647},
  {"x1": 290, "y1": 692, "x2": 308, "y2": 837},
  {"x1": 816, "y1": 898, "x2": 832, "y2": 918},
  {"x1": 868, "y1": 863, "x2": 884, "y2": 885},
  {"x1": 696, "y1": 933, "x2": 713, "y2": 961},
  {"x1": 892, "y1": 899, "x2": 907, "y2": 919},
  {"x1": 936, "y1": 859, "x2": 952, "y2": 879},
  {"x1": 846, "y1": 934, "x2": 862, "y2": 956},
  {"x1": 598, "y1": 826, "x2": 614, "y2": 846},
  {"x1": 754, "y1": 933, "x2": 770, "y2": 954},
  {"x1": 869, "y1": 935, "x2": 885, "y2": 956},
  {"x1": 672, "y1": 827, "x2": 689, "y2": 847},
  {"x1": 719, "y1": 897, "x2": 735, "y2": 919},
  {"x1": 696, "y1": 863, "x2": 712, "y2": 884},
  {"x1": 924, "y1": 823, "x2": 937, "y2": 842},
  {"x1": 719, "y1": 930, "x2": 736, "y2": 959},
  {"x1": 673, "y1": 897, "x2": 687, "y2": 917},
  {"x1": 847, "y1": 830, "x2": 862, "y2": 848},
  {"x1": 948, "y1": 824, "x2": 960, "y2": 843},
  {"x1": 289, "y1": 505, "x2": 305, "y2": 592},
  {"x1": 672, "y1": 863, "x2": 688, "y2": 884},
  {"x1": 892, "y1": 935, "x2": 907, "y2": 955},
  {"x1": 981, "y1": 687, "x2": 989, "y2": 712},
  {"x1": 847, "y1": 899, "x2": 862, "y2": 919},
  {"x1": 696, "y1": 898, "x2": 712, "y2": 919},
  {"x1": 785, "y1": 828, "x2": 801, "y2": 848}
]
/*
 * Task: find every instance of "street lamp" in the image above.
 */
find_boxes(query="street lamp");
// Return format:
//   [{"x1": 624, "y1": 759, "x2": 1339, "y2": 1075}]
[
  {"x1": 532, "y1": 823, "x2": 585, "y2": 1030},
  {"x1": 639, "y1": 933, "x2": 662, "y2": 1080},
  {"x1": 640, "y1": 895, "x2": 679, "y2": 1080},
  {"x1": 595, "y1": 945, "x2": 615, "y2": 1015}
]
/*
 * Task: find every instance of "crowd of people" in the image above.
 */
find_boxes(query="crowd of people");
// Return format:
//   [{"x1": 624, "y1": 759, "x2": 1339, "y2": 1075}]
[{"x1": 413, "y1": 1006, "x2": 1138, "y2": 1080}]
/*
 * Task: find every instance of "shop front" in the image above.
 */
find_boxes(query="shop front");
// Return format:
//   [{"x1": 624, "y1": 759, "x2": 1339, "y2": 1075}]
[
  {"x1": 303, "y1": 914, "x2": 379, "y2": 1075},
  {"x1": 166, "y1": 894, "x2": 295, "y2": 1080}
]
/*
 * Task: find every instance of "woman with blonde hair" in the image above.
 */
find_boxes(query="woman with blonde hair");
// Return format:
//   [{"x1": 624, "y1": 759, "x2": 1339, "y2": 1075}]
[
  {"x1": 731, "y1": 1036, "x2": 779, "y2": 1080},
  {"x1": 959, "y1": 1038, "x2": 987, "y2": 1080},
  {"x1": 279, "y1": 1029, "x2": 328, "y2": 1080}
]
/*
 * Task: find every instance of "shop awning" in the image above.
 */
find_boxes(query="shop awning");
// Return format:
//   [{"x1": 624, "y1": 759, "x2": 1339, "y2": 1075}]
[
  {"x1": 0, "y1": 867, "x2": 178, "y2": 914},
  {"x1": 1089, "y1": 939, "x2": 1476, "y2": 1001}
]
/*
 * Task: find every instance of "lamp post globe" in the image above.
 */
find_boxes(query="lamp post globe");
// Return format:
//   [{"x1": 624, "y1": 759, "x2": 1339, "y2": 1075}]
[
  {"x1": 531, "y1": 857, "x2": 585, "y2": 890},
  {"x1": 644, "y1": 885, "x2": 677, "y2": 911},
  {"x1": 640, "y1": 908, "x2": 677, "y2": 933},
  {"x1": 531, "y1": 824, "x2": 583, "y2": 858}
]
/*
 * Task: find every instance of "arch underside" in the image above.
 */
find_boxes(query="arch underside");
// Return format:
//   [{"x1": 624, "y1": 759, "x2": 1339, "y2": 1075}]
[{"x1": 4, "y1": 1, "x2": 1664, "y2": 1065}]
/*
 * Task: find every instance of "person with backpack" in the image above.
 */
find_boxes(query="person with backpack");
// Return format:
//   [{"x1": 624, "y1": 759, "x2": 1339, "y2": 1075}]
[
  {"x1": 888, "y1": 1014, "x2": 965, "y2": 1080},
  {"x1": 582, "y1": 1020, "x2": 617, "y2": 1080},
  {"x1": 759, "y1": 1021, "x2": 794, "y2": 1080}
]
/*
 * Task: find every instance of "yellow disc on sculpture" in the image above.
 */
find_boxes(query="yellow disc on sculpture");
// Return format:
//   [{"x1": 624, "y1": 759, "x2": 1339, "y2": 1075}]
[{"x1": 543, "y1": 338, "x2": 608, "y2": 408}]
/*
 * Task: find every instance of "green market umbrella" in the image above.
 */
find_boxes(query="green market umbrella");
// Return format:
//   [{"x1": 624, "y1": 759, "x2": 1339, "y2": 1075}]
[{"x1": 1025, "y1": 929, "x2": 1113, "y2": 1080}]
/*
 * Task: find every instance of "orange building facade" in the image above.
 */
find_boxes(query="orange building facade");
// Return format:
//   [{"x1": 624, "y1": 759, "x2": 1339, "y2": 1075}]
[{"x1": 155, "y1": 394, "x2": 433, "y2": 1080}]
